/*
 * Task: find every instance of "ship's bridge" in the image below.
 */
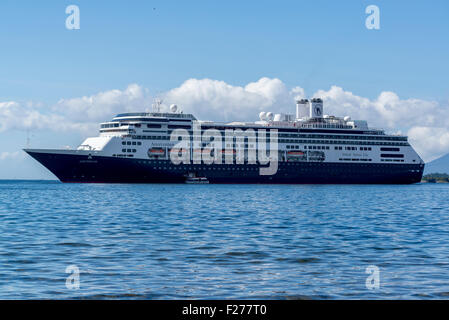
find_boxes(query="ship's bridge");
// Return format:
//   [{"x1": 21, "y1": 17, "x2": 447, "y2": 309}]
[
  {"x1": 112, "y1": 112, "x2": 197, "y2": 121},
  {"x1": 98, "y1": 111, "x2": 197, "y2": 136}
]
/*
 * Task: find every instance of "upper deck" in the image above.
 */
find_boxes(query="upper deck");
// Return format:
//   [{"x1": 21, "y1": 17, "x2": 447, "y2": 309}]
[
  {"x1": 113, "y1": 112, "x2": 197, "y2": 121},
  {"x1": 97, "y1": 98, "x2": 405, "y2": 141}
]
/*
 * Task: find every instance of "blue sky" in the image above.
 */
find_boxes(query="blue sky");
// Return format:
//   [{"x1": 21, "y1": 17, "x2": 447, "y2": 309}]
[{"x1": 0, "y1": 0, "x2": 448, "y2": 179}]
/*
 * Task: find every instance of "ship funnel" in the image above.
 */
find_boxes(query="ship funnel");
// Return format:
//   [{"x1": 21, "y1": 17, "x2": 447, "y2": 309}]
[
  {"x1": 296, "y1": 99, "x2": 309, "y2": 119},
  {"x1": 310, "y1": 98, "x2": 323, "y2": 118}
]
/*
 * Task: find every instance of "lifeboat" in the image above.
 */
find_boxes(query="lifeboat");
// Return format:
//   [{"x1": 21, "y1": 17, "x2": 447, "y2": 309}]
[
  {"x1": 287, "y1": 151, "x2": 305, "y2": 156},
  {"x1": 148, "y1": 148, "x2": 165, "y2": 155}
]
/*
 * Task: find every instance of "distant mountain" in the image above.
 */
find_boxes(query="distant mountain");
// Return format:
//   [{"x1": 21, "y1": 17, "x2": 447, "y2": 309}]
[{"x1": 425, "y1": 153, "x2": 449, "y2": 174}]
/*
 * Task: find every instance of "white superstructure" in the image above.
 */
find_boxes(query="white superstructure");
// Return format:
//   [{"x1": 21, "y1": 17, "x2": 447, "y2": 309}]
[{"x1": 72, "y1": 99, "x2": 422, "y2": 166}]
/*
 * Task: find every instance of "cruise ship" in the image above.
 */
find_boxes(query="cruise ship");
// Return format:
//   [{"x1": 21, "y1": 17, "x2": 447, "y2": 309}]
[{"x1": 25, "y1": 99, "x2": 424, "y2": 184}]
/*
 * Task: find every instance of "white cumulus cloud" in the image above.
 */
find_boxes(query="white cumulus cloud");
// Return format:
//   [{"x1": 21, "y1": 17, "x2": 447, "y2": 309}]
[
  {"x1": 313, "y1": 86, "x2": 449, "y2": 130},
  {"x1": 162, "y1": 77, "x2": 298, "y2": 121},
  {"x1": 0, "y1": 100, "x2": 95, "y2": 133},
  {"x1": 54, "y1": 83, "x2": 152, "y2": 122},
  {"x1": 1, "y1": 78, "x2": 449, "y2": 162}
]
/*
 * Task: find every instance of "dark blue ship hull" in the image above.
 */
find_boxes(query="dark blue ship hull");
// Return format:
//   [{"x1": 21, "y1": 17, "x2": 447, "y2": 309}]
[{"x1": 25, "y1": 150, "x2": 424, "y2": 184}]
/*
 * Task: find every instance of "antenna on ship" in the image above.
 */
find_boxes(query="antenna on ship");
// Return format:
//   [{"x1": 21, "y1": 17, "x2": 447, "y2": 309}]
[{"x1": 152, "y1": 98, "x2": 163, "y2": 113}]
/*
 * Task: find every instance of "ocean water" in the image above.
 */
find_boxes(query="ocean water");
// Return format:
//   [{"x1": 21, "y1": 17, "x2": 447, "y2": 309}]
[{"x1": 0, "y1": 180, "x2": 448, "y2": 299}]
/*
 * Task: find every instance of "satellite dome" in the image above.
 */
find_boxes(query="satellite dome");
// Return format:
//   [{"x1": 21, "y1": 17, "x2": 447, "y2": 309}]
[
  {"x1": 170, "y1": 104, "x2": 178, "y2": 113},
  {"x1": 259, "y1": 112, "x2": 267, "y2": 121}
]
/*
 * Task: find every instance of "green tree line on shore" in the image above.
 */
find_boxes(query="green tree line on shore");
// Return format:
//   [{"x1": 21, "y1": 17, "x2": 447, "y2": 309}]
[{"x1": 422, "y1": 173, "x2": 449, "y2": 183}]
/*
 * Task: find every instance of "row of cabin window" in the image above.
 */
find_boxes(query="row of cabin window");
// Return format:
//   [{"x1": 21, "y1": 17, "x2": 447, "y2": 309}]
[
  {"x1": 278, "y1": 140, "x2": 406, "y2": 146},
  {"x1": 304, "y1": 145, "x2": 330, "y2": 150},
  {"x1": 124, "y1": 141, "x2": 329, "y2": 150},
  {"x1": 339, "y1": 158, "x2": 373, "y2": 161},
  {"x1": 344, "y1": 146, "x2": 371, "y2": 151},
  {"x1": 130, "y1": 134, "x2": 406, "y2": 143},
  {"x1": 167, "y1": 129, "x2": 406, "y2": 141},
  {"x1": 131, "y1": 124, "x2": 191, "y2": 129},
  {"x1": 278, "y1": 134, "x2": 407, "y2": 141},
  {"x1": 122, "y1": 141, "x2": 142, "y2": 146},
  {"x1": 130, "y1": 135, "x2": 408, "y2": 147},
  {"x1": 286, "y1": 145, "x2": 371, "y2": 151},
  {"x1": 122, "y1": 149, "x2": 137, "y2": 153},
  {"x1": 224, "y1": 143, "x2": 255, "y2": 148},
  {"x1": 101, "y1": 123, "x2": 120, "y2": 128},
  {"x1": 171, "y1": 131, "x2": 408, "y2": 141}
]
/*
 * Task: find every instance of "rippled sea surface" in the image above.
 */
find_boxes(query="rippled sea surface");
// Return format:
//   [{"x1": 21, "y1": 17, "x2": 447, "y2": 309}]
[{"x1": 1, "y1": 181, "x2": 449, "y2": 299}]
